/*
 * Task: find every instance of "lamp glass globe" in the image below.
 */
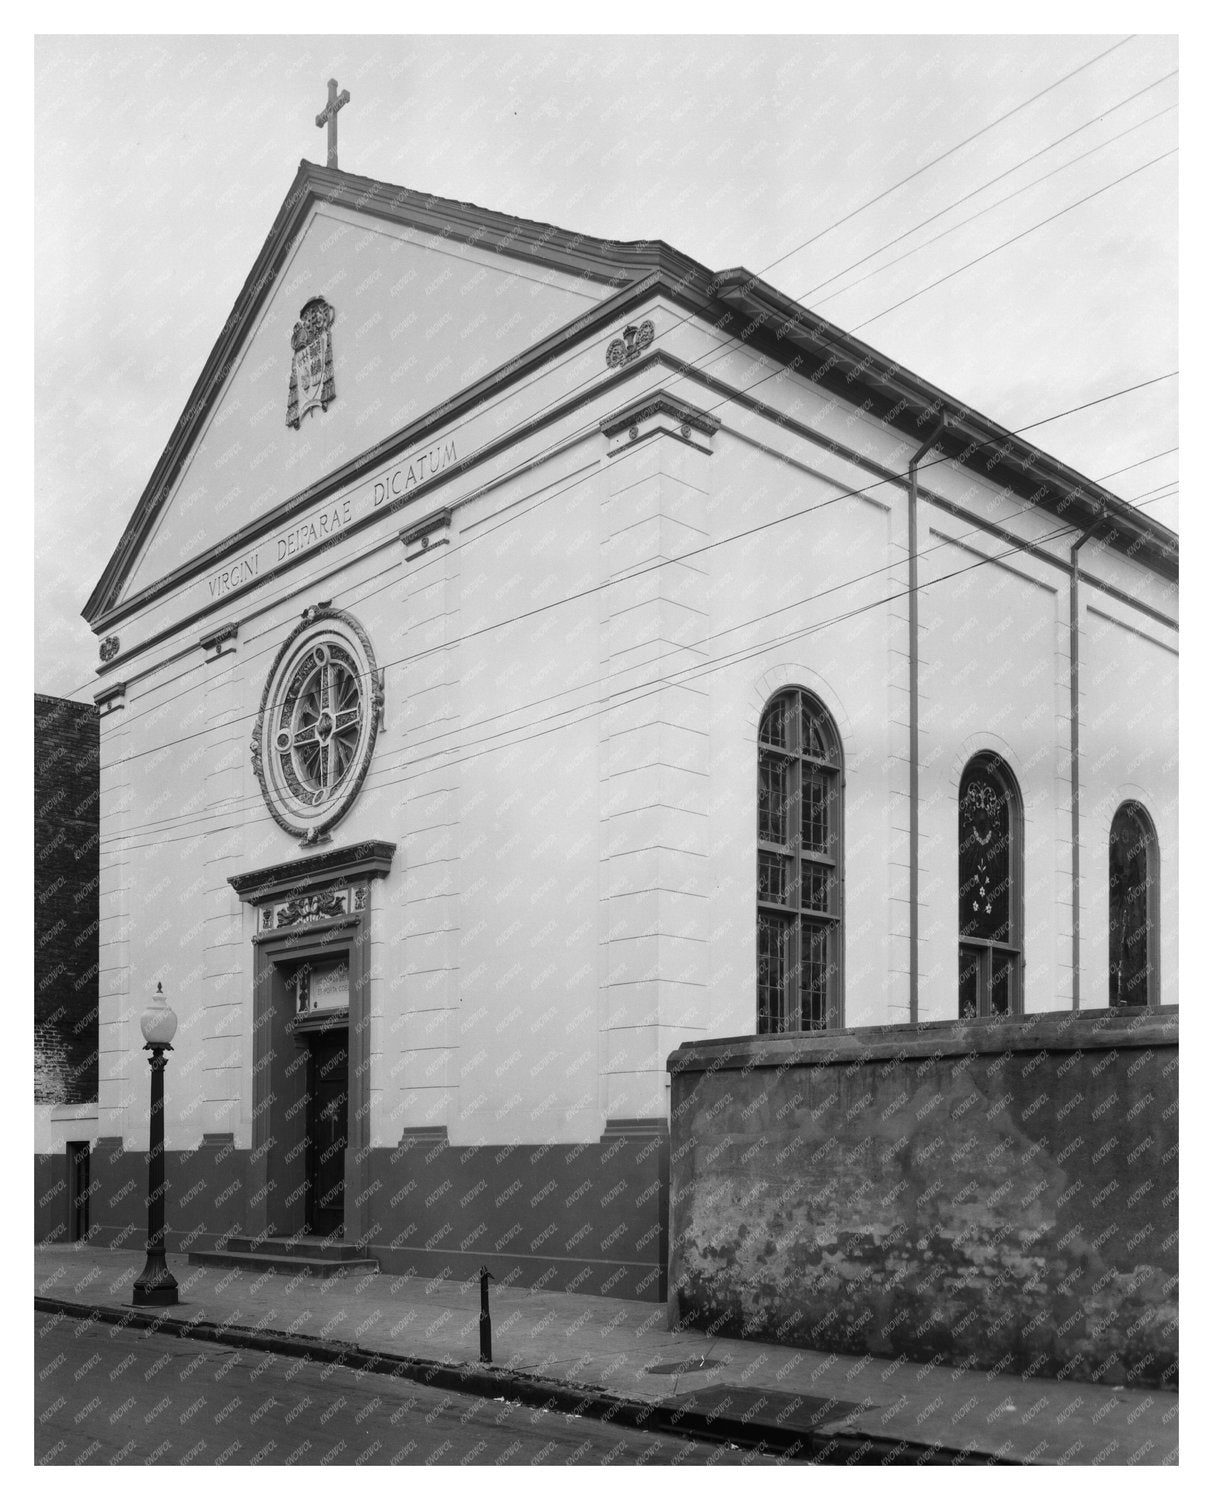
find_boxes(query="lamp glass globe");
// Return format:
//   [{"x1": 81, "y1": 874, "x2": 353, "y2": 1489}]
[{"x1": 140, "y1": 982, "x2": 178, "y2": 1047}]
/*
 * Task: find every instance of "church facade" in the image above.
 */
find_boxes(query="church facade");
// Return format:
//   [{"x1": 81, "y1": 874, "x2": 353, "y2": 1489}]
[{"x1": 42, "y1": 160, "x2": 1177, "y2": 1298}]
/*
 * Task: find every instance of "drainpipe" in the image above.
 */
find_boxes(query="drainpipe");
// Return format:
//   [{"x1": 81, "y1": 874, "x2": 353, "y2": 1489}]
[
  {"x1": 907, "y1": 415, "x2": 949, "y2": 1025},
  {"x1": 1069, "y1": 512, "x2": 1104, "y2": 1010}
]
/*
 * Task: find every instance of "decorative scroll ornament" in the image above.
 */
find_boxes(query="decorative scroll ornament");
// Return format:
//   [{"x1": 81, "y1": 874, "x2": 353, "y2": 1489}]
[
  {"x1": 251, "y1": 605, "x2": 383, "y2": 843},
  {"x1": 99, "y1": 635, "x2": 120, "y2": 663},
  {"x1": 286, "y1": 296, "x2": 337, "y2": 429},
  {"x1": 606, "y1": 319, "x2": 654, "y2": 369},
  {"x1": 276, "y1": 891, "x2": 346, "y2": 927}
]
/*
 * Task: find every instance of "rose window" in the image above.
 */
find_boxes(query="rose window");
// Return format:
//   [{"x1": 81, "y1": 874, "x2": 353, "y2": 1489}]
[
  {"x1": 276, "y1": 642, "x2": 363, "y2": 802},
  {"x1": 253, "y1": 606, "x2": 382, "y2": 841}
]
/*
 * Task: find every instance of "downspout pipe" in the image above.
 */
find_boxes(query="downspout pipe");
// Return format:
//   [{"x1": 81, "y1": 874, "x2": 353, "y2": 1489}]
[
  {"x1": 907, "y1": 415, "x2": 949, "y2": 1025},
  {"x1": 1069, "y1": 512, "x2": 1104, "y2": 1010}
]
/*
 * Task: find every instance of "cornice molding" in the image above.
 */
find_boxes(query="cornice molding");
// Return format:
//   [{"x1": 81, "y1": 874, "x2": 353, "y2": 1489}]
[
  {"x1": 199, "y1": 621, "x2": 238, "y2": 660},
  {"x1": 712, "y1": 273, "x2": 1178, "y2": 581},
  {"x1": 400, "y1": 507, "x2": 452, "y2": 560},
  {"x1": 82, "y1": 162, "x2": 711, "y2": 628},
  {"x1": 84, "y1": 272, "x2": 670, "y2": 636},
  {"x1": 599, "y1": 390, "x2": 721, "y2": 439},
  {"x1": 94, "y1": 681, "x2": 126, "y2": 715},
  {"x1": 228, "y1": 838, "x2": 397, "y2": 905},
  {"x1": 84, "y1": 162, "x2": 1178, "y2": 637},
  {"x1": 88, "y1": 337, "x2": 1177, "y2": 687}
]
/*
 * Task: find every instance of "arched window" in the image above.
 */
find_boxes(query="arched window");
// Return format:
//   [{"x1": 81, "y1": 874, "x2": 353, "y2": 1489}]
[
  {"x1": 958, "y1": 753, "x2": 1022, "y2": 1018},
  {"x1": 757, "y1": 688, "x2": 842, "y2": 1032},
  {"x1": 1109, "y1": 801, "x2": 1160, "y2": 1008}
]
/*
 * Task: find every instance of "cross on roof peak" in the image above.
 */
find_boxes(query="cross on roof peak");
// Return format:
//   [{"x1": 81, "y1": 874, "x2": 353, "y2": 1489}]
[{"x1": 315, "y1": 78, "x2": 351, "y2": 170}]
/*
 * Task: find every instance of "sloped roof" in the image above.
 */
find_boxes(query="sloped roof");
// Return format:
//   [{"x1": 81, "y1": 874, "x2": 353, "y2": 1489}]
[{"x1": 84, "y1": 159, "x2": 1177, "y2": 627}]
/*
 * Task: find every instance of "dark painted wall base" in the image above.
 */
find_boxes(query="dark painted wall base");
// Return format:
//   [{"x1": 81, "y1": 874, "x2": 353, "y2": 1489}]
[
  {"x1": 34, "y1": 1127, "x2": 670, "y2": 1303},
  {"x1": 358, "y1": 1133, "x2": 668, "y2": 1300},
  {"x1": 35, "y1": 1135, "x2": 252, "y2": 1256}
]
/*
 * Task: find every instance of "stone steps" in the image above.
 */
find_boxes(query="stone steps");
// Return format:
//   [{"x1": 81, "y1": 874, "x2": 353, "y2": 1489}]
[
  {"x1": 189, "y1": 1238, "x2": 379, "y2": 1278},
  {"x1": 219, "y1": 1235, "x2": 370, "y2": 1261}
]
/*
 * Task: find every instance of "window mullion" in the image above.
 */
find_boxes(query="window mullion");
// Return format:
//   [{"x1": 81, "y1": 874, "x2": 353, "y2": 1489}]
[{"x1": 758, "y1": 690, "x2": 843, "y2": 1037}]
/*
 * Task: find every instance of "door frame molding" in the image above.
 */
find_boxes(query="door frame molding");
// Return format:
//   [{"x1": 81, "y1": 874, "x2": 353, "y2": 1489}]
[{"x1": 232, "y1": 841, "x2": 395, "y2": 1246}]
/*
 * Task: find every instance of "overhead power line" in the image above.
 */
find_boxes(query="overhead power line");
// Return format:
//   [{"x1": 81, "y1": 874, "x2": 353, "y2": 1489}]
[
  {"x1": 800, "y1": 69, "x2": 1176, "y2": 303},
  {"x1": 91, "y1": 365, "x2": 1181, "y2": 770},
  {"x1": 850, "y1": 148, "x2": 1177, "y2": 331},
  {"x1": 64, "y1": 38, "x2": 1171, "y2": 722},
  {"x1": 106, "y1": 483, "x2": 1174, "y2": 856},
  {"x1": 106, "y1": 468, "x2": 1178, "y2": 848},
  {"x1": 101, "y1": 409, "x2": 1179, "y2": 850},
  {"x1": 759, "y1": 36, "x2": 1135, "y2": 277},
  {"x1": 96, "y1": 363, "x2": 1178, "y2": 776},
  {"x1": 815, "y1": 102, "x2": 1177, "y2": 311}
]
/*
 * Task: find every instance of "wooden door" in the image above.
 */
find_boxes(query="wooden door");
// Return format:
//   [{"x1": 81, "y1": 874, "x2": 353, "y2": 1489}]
[
  {"x1": 305, "y1": 1030, "x2": 348, "y2": 1237},
  {"x1": 67, "y1": 1142, "x2": 89, "y2": 1242}
]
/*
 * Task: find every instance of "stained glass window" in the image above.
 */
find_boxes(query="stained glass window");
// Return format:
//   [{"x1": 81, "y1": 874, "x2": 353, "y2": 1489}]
[
  {"x1": 757, "y1": 689, "x2": 842, "y2": 1032},
  {"x1": 1109, "y1": 802, "x2": 1159, "y2": 1008},
  {"x1": 957, "y1": 754, "x2": 1022, "y2": 1018}
]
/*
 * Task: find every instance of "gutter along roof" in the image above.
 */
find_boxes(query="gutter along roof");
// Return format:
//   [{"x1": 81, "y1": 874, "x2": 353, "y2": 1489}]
[
  {"x1": 710, "y1": 271, "x2": 1176, "y2": 580},
  {"x1": 83, "y1": 160, "x2": 1178, "y2": 630}
]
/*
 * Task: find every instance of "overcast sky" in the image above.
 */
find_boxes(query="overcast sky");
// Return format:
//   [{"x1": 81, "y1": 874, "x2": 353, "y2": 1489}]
[{"x1": 34, "y1": 32, "x2": 1178, "y2": 700}]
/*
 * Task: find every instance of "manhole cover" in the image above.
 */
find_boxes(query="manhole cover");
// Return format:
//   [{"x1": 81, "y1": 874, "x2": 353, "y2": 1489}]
[
  {"x1": 645, "y1": 1356, "x2": 727, "y2": 1376},
  {"x1": 659, "y1": 1385, "x2": 866, "y2": 1434}
]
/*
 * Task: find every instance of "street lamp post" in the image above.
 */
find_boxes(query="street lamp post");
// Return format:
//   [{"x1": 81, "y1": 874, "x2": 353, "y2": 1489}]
[{"x1": 132, "y1": 980, "x2": 179, "y2": 1307}]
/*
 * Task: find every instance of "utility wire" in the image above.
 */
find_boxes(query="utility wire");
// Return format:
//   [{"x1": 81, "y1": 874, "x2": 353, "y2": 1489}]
[
  {"x1": 799, "y1": 70, "x2": 1176, "y2": 303},
  {"x1": 96, "y1": 364, "x2": 1181, "y2": 773},
  {"x1": 814, "y1": 104, "x2": 1177, "y2": 311},
  {"x1": 759, "y1": 37, "x2": 1136, "y2": 276},
  {"x1": 95, "y1": 343, "x2": 1182, "y2": 757},
  {"x1": 64, "y1": 45, "x2": 1168, "y2": 708},
  {"x1": 98, "y1": 365, "x2": 1177, "y2": 778},
  {"x1": 105, "y1": 375, "x2": 1181, "y2": 747},
  {"x1": 106, "y1": 485, "x2": 1173, "y2": 856},
  {"x1": 850, "y1": 149, "x2": 1176, "y2": 331},
  {"x1": 104, "y1": 468, "x2": 1176, "y2": 846}
]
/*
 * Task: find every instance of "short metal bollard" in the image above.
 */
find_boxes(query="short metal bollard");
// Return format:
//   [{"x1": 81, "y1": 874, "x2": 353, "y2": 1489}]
[{"x1": 479, "y1": 1264, "x2": 494, "y2": 1363}]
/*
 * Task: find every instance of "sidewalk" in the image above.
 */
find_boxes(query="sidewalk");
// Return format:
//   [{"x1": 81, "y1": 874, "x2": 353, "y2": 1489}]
[{"x1": 34, "y1": 1245, "x2": 1176, "y2": 1465}]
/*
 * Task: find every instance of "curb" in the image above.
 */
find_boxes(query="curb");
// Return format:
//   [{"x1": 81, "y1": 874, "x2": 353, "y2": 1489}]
[{"x1": 34, "y1": 1295, "x2": 1018, "y2": 1465}]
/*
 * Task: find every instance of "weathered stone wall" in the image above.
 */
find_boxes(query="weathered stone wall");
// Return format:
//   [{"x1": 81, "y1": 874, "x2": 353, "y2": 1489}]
[
  {"x1": 667, "y1": 1009, "x2": 1177, "y2": 1389},
  {"x1": 34, "y1": 694, "x2": 100, "y2": 1106}
]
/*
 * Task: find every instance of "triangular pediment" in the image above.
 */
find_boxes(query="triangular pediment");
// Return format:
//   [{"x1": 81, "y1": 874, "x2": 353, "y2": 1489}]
[
  {"x1": 85, "y1": 163, "x2": 680, "y2": 623},
  {"x1": 85, "y1": 162, "x2": 1178, "y2": 627}
]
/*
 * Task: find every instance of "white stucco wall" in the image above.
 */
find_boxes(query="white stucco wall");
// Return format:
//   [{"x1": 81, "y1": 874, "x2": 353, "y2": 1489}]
[{"x1": 89, "y1": 284, "x2": 1179, "y2": 1158}]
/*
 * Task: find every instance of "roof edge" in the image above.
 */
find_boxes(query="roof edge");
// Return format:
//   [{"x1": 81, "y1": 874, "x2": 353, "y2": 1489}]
[
  {"x1": 83, "y1": 170, "x2": 1177, "y2": 631},
  {"x1": 83, "y1": 163, "x2": 713, "y2": 628},
  {"x1": 713, "y1": 271, "x2": 1177, "y2": 579}
]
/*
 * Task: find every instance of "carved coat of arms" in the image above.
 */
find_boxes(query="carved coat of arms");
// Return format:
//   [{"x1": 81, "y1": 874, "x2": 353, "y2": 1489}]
[{"x1": 286, "y1": 296, "x2": 337, "y2": 429}]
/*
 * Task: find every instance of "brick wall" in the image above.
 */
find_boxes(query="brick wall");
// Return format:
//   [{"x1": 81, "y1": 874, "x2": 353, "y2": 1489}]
[
  {"x1": 35, "y1": 694, "x2": 100, "y2": 1105},
  {"x1": 667, "y1": 1009, "x2": 1177, "y2": 1390}
]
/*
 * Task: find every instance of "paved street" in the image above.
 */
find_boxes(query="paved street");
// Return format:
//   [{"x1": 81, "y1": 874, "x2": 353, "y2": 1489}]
[
  {"x1": 37, "y1": 1248, "x2": 1180, "y2": 1464},
  {"x1": 34, "y1": 1313, "x2": 775, "y2": 1466}
]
